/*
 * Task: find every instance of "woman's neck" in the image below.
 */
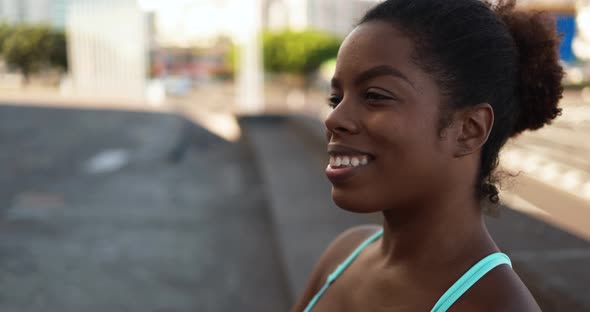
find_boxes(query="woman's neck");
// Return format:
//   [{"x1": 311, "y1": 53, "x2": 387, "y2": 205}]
[{"x1": 377, "y1": 194, "x2": 499, "y2": 271}]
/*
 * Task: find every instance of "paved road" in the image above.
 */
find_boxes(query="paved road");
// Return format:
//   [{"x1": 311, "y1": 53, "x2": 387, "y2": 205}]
[
  {"x1": 0, "y1": 105, "x2": 289, "y2": 311},
  {"x1": 502, "y1": 103, "x2": 590, "y2": 238}
]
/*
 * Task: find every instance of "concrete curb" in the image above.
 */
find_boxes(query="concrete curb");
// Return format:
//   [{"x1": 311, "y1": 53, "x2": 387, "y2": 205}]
[{"x1": 239, "y1": 115, "x2": 367, "y2": 303}]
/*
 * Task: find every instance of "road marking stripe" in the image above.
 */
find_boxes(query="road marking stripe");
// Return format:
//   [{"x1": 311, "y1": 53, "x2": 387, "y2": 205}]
[
  {"x1": 501, "y1": 147, "x2": 590, "y2": 202},
  {"x1": 501, "y1": 192, "x2": 550, "y2": 218}
]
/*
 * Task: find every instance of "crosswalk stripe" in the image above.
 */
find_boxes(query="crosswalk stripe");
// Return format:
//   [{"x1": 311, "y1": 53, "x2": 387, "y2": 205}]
[{"x1": 501, "y1": 147, "x2": 590, "y2": 202}]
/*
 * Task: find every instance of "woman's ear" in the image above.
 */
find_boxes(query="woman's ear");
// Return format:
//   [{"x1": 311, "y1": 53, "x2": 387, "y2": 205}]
[{"x1": 454, "y1": 103, "x2": 494, "y2": 158}]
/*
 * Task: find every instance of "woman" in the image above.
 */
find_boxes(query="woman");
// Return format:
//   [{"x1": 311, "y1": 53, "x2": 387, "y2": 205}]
[{"x1": 293, "y1": 0, "x2": 563, "y2": 311}]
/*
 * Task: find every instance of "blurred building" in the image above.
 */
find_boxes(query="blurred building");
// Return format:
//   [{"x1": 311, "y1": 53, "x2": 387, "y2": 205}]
[
  {"x1": 0, "y1": 0, "x2": 68, "y2": 28},
  {"x1": 264, "y1": 0, "x2": 379, "y2": 37},
  {"x1": 150, "y1": 0, "x2": 379, "y2": 47},
  {"x1": 67, "y1": 0, "x2": 149, "y2": 101}
]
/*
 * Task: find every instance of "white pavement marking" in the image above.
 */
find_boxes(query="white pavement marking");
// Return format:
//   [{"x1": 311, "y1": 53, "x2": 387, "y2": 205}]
[
  {"x1": 522, "y1": 154, "x2": 542, "y2": 173},
  {"x1": 501, "y1": 192, "x2": 551, "y2": 218},
  {"x1": 583, "y1": 182, "x2": 590, "y2": 200},
  {"x1": 501, "y1": 147, "x2": 590, "y2": 202},
  {"x1": 559, "y1": 106, "x2": 590, "y2": 125},
  {"x1": 540, "y1": 163, "x2": 559, "y2": 182},
  {"x1": 560, "y1": 170, "x2": 582, "y2": 191},
  {"x1": 84, "y1": 149, "x2": 130, "y2": 174},
  {"x1": 180, "y1": 109, "x2": 242, "y2": 142}
]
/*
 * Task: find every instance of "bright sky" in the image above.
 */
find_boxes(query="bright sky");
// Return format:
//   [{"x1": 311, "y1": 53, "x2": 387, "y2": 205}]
[
  {"x1": 137, "y1": 0, "x2": 206, "y2": 11},
  {"x1": 138, "y1": 0, "x2": 254, "y2": 47}
]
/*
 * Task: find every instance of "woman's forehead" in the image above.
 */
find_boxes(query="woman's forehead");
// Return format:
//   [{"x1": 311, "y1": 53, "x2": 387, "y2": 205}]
[{"x1": 334, "y1": 22, "x2": 417, "y2": 81}]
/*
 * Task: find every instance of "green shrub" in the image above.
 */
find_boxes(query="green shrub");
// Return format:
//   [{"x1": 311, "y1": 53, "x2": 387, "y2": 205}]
[
  {"x1": 46, "y1": 30, "x2": 68, "y2": 71},
  {"x1": 0, "y1": 23, "x2": 13, "y2": 52},
  {"x1": 262, "y1": 30, "x2": 341, "y2": 75},
  {"x1": 2, "y1": 24, "x2": 68, "y2": 80}
]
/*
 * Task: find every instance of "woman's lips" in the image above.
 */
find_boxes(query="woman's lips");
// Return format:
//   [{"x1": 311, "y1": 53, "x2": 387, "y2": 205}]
[
  {"x1": 326, "y1": 144, "x2": 374, "y2": 183},
  {"x1": 325, "y1": 154, "x2": 372, "y2": 183}
]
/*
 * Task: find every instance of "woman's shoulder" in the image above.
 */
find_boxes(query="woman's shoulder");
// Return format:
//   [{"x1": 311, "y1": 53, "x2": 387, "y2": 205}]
[
  {"x1": 453, "y1": 262, "x2": 541, "y2": 312},
  {"x1": 321, "y1": 224, "x2": 383, "y2": 265},
  {"x1": 311, "y1": 224, "x2": 382, "y2": 281},
  {"x1": 291, "y1": 224, "x2": 381, "y2": 312}
]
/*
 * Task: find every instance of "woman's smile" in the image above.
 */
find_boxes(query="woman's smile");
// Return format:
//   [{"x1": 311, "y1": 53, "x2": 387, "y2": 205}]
[
  {"x1": 325, "y1": 154, "x2": 373, "y2": 183},
  {"x1": 325, "y1": 144, "x2": 375, "y2": 184}
]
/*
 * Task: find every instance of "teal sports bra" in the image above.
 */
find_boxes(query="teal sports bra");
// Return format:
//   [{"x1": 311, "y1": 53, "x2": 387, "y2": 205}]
[{"x1": 303, "y1": 229, "x2": 512, "y2": 312}]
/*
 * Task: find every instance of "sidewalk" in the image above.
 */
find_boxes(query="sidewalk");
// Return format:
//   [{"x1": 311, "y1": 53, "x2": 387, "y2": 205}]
[{"x1": 0, "y1": 86, "x2": 170, "y2": 112}]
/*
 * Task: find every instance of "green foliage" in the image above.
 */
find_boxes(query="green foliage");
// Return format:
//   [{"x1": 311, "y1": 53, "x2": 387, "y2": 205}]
[
  {"x1": 1, "y1": 24, "x2": 68, "y2": 79},
  {"x1": 46, "y1": 30, "x2": 68, "y2": 70},
  {"x1": 0, "y1": 23, "x2": 13, "y2": 52},
  {"x1": 262, "y1": 30, "x2": 341, "y2": 75},
  {"x1": 225, "y1": 43, "x2": 238, "y2": 74}
]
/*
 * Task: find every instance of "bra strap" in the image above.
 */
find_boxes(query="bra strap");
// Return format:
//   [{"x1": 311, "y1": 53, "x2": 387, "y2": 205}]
[
  {"x1": 303, "y1": 229, "x2": 383, "y2": 312},
  {"x1": 431, "y1": 252, "x2": 512, "y2": 312}
]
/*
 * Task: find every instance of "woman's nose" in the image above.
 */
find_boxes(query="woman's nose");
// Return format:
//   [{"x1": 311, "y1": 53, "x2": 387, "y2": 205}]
[{"x1": 325, "y1": 101, "x2": 360, "y2": 137}]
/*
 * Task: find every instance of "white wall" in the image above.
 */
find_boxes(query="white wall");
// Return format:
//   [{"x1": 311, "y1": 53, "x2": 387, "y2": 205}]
[{"x1": 67, "y1": 0, "x2": 148, "y2": 101}]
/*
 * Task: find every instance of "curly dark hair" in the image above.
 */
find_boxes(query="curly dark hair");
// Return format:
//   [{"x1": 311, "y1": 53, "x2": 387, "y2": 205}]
[{"x1": 360, "y1": 0, "x2": 564, "y2": 204}]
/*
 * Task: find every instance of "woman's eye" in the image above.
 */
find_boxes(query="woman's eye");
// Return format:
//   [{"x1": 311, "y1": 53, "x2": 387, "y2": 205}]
[
  {"x1": 328, "y1": 96, "x2": 341, "y2": 108},
  {"x1": 365, "y1": 92, "x2": 394, "y2": 101}
]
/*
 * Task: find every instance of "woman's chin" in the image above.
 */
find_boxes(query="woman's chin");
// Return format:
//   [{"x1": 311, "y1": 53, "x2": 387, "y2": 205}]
[{"x1": 331, "y1": 188, "x2": 381, "y2": 213}]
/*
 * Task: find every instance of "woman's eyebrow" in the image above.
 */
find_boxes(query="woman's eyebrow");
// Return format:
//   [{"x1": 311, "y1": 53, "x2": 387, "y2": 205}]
[{"x1": 354, "y1": 65, "x2": 416, "y2": 89}]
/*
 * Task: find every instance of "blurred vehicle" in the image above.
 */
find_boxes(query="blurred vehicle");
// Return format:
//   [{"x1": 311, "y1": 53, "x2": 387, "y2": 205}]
[{"x1": 163, "y1": 75, "x2": 192, "y2": 97}]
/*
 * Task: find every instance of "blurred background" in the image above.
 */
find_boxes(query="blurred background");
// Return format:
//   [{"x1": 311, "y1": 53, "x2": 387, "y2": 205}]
[{"x1": 0, "y1": 0, "x2": 589, "y2": 311}]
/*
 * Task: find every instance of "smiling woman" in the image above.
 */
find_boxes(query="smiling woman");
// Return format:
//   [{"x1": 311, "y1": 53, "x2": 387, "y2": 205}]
[{"x1": 292, "y1": 0, "x2": 563, "y2": 311}]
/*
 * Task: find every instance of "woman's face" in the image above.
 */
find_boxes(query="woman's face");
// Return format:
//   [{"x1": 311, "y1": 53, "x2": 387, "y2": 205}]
[{"x1": 325, "y1": 21, "x2": 457, "y2": 213}]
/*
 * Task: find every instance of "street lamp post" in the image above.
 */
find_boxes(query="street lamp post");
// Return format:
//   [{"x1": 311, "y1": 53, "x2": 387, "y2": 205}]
[{"x1": 230, "y1": 0, "x2": 264, "y2": 114}]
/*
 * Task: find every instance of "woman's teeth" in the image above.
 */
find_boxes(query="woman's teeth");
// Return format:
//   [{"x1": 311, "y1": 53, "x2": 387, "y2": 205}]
[{"x1": 329, "y1": 155, "x2": 370, "y2": 168}]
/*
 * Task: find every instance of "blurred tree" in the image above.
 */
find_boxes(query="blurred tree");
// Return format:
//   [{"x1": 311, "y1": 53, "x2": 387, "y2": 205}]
[
  {"x1": 46, "y1": 30, "x2": 68, "y2": 71},
  {"x1": 226, "y1": 43, "x2": 238, "y2": 76},
  {"x1": 2, "y1": 24, "x2": 68, "y2": 82},
  {"x1": 262, "y1": 30, "x2": 341, "y2": 76},
  {"x1": 0, "y1": 23, "x2": 13, "y2": 54}
]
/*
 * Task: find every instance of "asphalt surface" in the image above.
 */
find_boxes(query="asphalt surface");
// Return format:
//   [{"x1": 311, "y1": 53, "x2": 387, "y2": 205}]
[{"x1": 0, "y1": 105, "x2": 289, "y2": 311}]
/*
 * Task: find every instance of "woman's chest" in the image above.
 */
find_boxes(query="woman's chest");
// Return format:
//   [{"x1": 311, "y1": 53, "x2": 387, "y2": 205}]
[{"x1": 309, "y1": 266, "x2": 438, "y2": 312}]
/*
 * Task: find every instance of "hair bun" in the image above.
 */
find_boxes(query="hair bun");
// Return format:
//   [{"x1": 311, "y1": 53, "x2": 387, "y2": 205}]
[{"x1": 493, "y1": 0, "x2": 564, "y2": 137}]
